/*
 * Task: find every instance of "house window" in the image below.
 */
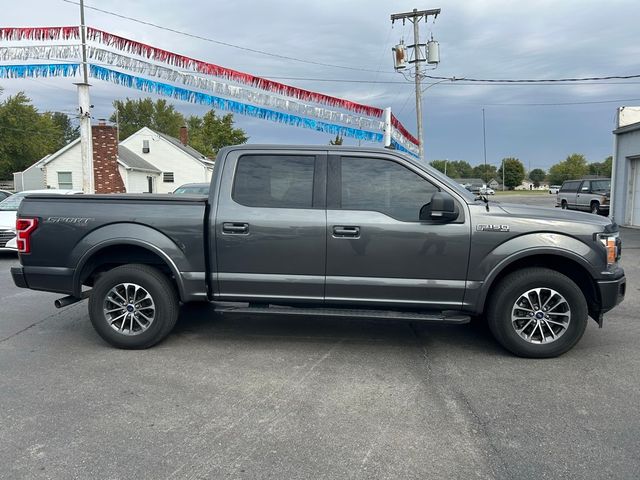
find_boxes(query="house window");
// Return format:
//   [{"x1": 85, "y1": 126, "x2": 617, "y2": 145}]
[
  {"x1": 142, "y1": 140, "x2": 150, "y2": 154},
  {"x1": 58, "y1": 171, "x2": 73, "y2": 189},
  {"x1": 163, "y1": 172, "x2": 175, "y2": 183}
]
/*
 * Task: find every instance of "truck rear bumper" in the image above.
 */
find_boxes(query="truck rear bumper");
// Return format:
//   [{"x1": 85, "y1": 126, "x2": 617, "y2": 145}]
[
  {"x1": 11, "y1": 266, "x2": 75, "y2": 295},
  {"x1": 597, "y1": 275, "x2": 626, "y2": 313}
]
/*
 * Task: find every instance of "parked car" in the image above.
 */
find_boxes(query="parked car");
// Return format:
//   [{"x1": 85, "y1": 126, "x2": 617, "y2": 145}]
[
  {"x1": 173, "y1": 183, "x2": 210, "y2": 195},
  {"x1": 0, "y1": 189, "x2": 83, "y2": 251},
  {"x1": 0, "y1": 189, "x2": 13, "y2": 201},
  {"x1": 556, "y1": 179, "x2": 611, "y2": 215},
  {"x1": 11, "y1": 146, "x2": 625, "y2": 358},
  {"x1": 549, "y1": 185, "x2": 561, "y2": 194},
  {"x1": 479, "y1": 187, "x2": 495, "y2": 195}
]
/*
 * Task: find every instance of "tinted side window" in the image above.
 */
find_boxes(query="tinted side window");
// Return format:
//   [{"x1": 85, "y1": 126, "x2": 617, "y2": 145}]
[
  {"x1": 561, "y1": 181, "x2": 579, "y2": 192},
  {"x1": 233, "y1": 155, "x2": 315, "y2": 208},
  {"x1": 581, "y1": 181, "x2": 590, "y2": 191},
  {"x1": 340, "y1": 157, "x2": 438, "y2": 221}
]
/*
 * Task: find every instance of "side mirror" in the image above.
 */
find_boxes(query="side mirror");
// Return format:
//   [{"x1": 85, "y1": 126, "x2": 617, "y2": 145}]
[{"x1": 420, "y1": 192, "x2": 457, "y2": 222}]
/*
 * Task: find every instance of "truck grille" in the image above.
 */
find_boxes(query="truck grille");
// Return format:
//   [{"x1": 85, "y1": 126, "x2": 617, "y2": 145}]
[{"x1": 0, "y1": 230, "x2": 16, "y2": 248}]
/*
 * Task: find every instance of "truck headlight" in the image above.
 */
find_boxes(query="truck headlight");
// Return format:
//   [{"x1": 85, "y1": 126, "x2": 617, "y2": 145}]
[{"x1": 596, "y1": 231, "x2": 621, "y2": 265}]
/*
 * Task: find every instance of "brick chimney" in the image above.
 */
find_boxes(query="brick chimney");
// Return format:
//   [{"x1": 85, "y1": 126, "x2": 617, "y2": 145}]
[
  {"x1": 179, "y1": 125, "x2": 188, "y2": 146},
  {"x1": 92, "y1": 124, "x2": 126, "y2": 194}
]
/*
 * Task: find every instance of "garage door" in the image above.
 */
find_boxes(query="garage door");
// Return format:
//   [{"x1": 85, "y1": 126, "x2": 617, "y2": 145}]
[{"x1": 632, "y1": 159, "x2": 640, "y2": 226}]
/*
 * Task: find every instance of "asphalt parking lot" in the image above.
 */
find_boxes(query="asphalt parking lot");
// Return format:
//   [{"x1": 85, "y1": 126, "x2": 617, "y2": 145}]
[{"x1": 1, "y1": 194, "x2": 639, "y2": 479}]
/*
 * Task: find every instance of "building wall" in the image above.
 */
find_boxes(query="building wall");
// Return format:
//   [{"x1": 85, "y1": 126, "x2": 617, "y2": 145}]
[
  {"x1": 44, "y1": 143, "x2": 84, "y2": 190},
  {"x1": 612, "y1": 128, "x2": 640, "y2": 225},
  {"x1": 120, "y1": 128, "x2": 211, "y2": 194},
  {"x1": 118, "y1": 166, "x2": 161, "y2": 193}
]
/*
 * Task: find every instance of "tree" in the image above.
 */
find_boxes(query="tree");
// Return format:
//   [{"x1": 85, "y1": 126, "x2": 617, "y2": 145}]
[
  {"x1": 497, "y1": 157, "x2": 526, "y2": 189},
  {"x1": 472, "y1": 164, "x2": 498, "y2": 183},
  {"x1": 429, "y1": 160, "x2": 459, "y2": 178},
  {"x1": 588, "y1": 156, "x2": 612, "y2": 177},
  {"x1": 329, "y1": 134, "x2": 343, "y2": 145},
  {"x1": 187, "y1": 111, "x2": 248, "y2": 158},
  {"x1": 0, "y1": 92, "x2": 63, "y2": 180},
  {"x1": 529, "y1": 168, "x2": 546, "y2": 187},
  {"x1": 548, "y1": 153, "x2": 589, "y2": 185},
  {"x1": 448, "y1": 160, "x2": 473, "y2": 178},
  {"x1": 110, "y1": 98, "x2": 185, "y2": 140},
  {"x1": 49, "y1": 111, "x2": 79, "y2": 150}
]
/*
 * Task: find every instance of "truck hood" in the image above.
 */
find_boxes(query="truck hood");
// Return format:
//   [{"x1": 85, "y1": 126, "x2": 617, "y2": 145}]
[{"x1": 495, "y1": 203, "x2": 612, "y2": 228}]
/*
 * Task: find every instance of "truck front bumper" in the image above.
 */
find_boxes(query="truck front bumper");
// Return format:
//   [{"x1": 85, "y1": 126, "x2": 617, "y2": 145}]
[{"x1": 597, "y1": 275, "x2": 626, "y2": 314}]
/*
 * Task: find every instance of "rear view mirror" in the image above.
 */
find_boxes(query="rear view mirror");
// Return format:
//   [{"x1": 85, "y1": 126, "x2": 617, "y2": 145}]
[{"x1": 420, "y1": 192, "x2": 457, "y2": 222}]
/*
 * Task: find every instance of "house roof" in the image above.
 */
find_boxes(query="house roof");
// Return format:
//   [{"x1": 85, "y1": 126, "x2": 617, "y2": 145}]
[
  {"x1": 41, "y1": 137, "x2": 81, "y2": 166},
  {"x1": 153, "y1": 130, "x2": 214, "y2": 166},
  {"x1": 613, "y1": 120, "x2": 640, "y2": 135},
  {"x1": 117, "y1": 146, "x2": 161, "y2": 173}
]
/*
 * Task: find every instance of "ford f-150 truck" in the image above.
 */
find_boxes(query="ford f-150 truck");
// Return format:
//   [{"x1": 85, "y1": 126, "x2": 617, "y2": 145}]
[{"x1": 11, "y1": 145, "x2": 626, "y2": 357}]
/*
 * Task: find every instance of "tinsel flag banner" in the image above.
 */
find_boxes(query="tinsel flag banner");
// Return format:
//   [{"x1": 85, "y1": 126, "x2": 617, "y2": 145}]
[
  {"x1": 0, "y1": 63, "x2": 79, "y2": 79},
  {"x1": 89, "y1": 65, "x2": 383, "y2": 143},
  {"x1": 0, "y1": 26, "x2": 420, "y2": 148},
  {"x1": 0, "y1": 26, "x2": 78, "y2": 41},
  {"x1": 0, "y1": 45, "x2": 81, "y2": 61}
]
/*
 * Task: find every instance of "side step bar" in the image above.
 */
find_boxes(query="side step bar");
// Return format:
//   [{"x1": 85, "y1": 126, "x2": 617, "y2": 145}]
[{"x1": 214, "y1": 304, "x2": 470, "y2": 324}]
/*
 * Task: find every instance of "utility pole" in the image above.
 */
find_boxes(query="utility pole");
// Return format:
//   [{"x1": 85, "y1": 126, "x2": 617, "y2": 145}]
[
  {"x1": 391, "y1": 8, "x2": 441, "y2": 161},
  {"x1": 75, "y1": 0, "x2": 94, "y2": 193},
  {"x1": 482, "y1": 108, "x2": 487, "y2": 184}
]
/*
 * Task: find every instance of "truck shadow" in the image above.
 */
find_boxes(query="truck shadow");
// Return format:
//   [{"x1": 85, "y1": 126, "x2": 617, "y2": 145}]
[{"x1": 172, "y1": 303, "x2": 504, "y2": 356}]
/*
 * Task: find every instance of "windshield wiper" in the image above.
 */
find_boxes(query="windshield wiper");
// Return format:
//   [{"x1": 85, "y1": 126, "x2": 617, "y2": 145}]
[{"x1": 475, "y1": 194, "x2": 490, "y2": 211}]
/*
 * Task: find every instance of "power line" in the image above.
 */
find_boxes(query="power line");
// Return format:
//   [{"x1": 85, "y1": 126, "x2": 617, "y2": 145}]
[
  {"x1": 61, "y1": 0, "x2": 395, "y2": 75},
  {"x1": 423, "y1": 73, "x2": 640, "y2": 83},
  {"x1": 482, "y1": 97, "x2": 640, "y2": 106}
]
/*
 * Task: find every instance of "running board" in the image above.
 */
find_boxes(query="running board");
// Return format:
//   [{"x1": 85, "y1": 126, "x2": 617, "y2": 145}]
[{"x1": 213, "y1": 304, "x2": 470, "y2": 324}]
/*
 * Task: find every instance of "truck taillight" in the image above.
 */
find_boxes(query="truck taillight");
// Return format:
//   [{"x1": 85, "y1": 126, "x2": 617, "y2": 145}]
[{"x1": 16, "y1": 217, "x2": 38, "y2": 254}]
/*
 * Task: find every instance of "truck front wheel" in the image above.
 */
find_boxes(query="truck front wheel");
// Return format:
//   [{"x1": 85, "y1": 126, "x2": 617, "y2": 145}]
[
  {"x1": 487, "y1": 268, "x2": 588, "y2": 358},
  {"x1": 88, "y1": 264, "x2": 179, "y2": 349}
]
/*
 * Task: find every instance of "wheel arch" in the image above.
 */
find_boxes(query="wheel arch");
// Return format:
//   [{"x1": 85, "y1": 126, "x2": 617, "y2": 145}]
[
  {"x1": 73, "y1": 240, "x2": 185, "y2": 301},
  {"x1": 479, "y1": 252, "x2": 601, "y2": 321}
]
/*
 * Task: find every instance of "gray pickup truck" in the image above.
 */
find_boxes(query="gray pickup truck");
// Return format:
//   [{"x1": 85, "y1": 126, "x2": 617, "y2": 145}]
[
  {"x1": 11, "y1": 145, "x2": 626, "y2": 357},
  {"x1": 556, "y1": 178, "x2": 611, "y2": 215}
]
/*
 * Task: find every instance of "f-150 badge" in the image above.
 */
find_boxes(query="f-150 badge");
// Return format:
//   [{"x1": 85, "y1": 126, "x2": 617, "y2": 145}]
[{"x1": 476, "y1": 224, "x2": 510, "y2": 232}]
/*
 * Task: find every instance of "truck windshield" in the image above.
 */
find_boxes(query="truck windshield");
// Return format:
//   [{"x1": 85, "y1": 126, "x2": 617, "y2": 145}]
[
  {"x1": 0, "y1": 192, "x2": 26, "y2": 211},
  {"x1": 591, "y1": 180, "x2": 611, "y2": 192}
]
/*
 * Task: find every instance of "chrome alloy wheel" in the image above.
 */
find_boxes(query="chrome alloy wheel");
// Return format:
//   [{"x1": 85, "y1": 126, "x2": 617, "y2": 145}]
[
  {"x1": 511, "y1": 287, "x2": 571, "y2": 344},
  {"x1": 103, "y1": 283, "x2": 156, "y2": 336}
]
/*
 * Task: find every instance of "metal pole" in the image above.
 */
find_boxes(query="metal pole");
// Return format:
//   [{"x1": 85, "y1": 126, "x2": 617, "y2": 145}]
[
  {"x1": 383, "y1": 107, "x2": 392, "y2": 147},
  {"x1": 482, "y1": 108, "x2": 487, "y2": 183},
  {"x1": 502, "y1": 158, "x2": 505, "y2": 191},
  {"x1": 76, "y1": 0, "x2": 94, "y2": 193},
  {"x1": 412, "y1": 11, "x2": 424, "y2": 161}
]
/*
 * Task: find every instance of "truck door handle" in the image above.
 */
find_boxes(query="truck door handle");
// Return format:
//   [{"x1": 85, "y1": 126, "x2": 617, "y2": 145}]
[
  {"x1": 333, "y1": 226, "x2": 360, "y2": 237},
  {"x1": 223, "y1": 222, "x2": 249, "y2": 234}
]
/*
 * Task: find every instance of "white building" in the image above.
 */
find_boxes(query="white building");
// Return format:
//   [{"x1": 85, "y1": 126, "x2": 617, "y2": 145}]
[
  {"x1": 13, "y1": 125, "x2": 214, "y2": 193},
  {"x1": 612, "y1": 106, "x2": 640, "y2": 226},
  {"x1": 118, "y1": 127, "x2": 214, "y2": 194}
]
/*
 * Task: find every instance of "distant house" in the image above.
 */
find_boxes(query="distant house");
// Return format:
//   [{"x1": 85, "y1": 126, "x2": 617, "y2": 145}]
[
  {"x1": 487, "y1": 178, "x2": 500, "y2": 189},
  {"x1": 118, "y1": 127, "x2": 214, "y2": 193},
  {"x1": 13, "y1": 125, "x2": 213, "y2": 193}
]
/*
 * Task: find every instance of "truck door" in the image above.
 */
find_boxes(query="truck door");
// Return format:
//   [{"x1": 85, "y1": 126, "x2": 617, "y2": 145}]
[
  {"x1": 214, "y1": 150, "x2": 326, "y2": 302},
  {"x1": 325, "y1": 154, "x2": 471, "y2": 309}
]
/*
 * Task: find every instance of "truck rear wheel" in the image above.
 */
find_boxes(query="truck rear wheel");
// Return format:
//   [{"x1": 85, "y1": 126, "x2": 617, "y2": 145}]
[
  {"x1": 590, "y1": 201, "x2": 600, "y2": 215},
  {"x1": 487, "y1": 268, "x2": 588, "y2": 358},
  {"x1": 88, "y1": 264, "x2": 179, "y2": 349}
]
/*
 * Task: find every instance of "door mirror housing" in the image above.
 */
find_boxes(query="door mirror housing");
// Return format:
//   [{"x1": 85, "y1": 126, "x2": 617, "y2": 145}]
[{"x1": 420, "y1": 192, "x2": 457, "y2": 222}]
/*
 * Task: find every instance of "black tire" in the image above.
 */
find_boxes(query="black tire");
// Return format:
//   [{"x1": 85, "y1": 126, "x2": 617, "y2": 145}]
[
  {"x1": 590, "y1": 201, "x2": 600, "y2": 215},
  {"x1": 561, "y1": 200, "x2": 568, "y2": 210},
  {"x1": 88, "y1": 264, "x2": 179, "y2": 349},
  {"x1": 487, "y1": 268, "x2": 588, "y2": 358}
]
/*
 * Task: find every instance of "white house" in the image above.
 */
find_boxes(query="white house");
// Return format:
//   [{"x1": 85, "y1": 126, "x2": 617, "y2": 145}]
[
  {"x1": 13, "y1": 125, "x2": 214, "y2": 194},
  {"x1": 118, "y1": 127, "x2": 214, "y2": 194}
]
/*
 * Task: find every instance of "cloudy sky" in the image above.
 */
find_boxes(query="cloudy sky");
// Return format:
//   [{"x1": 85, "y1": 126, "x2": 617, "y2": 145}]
[{"x1": 2, "y1": 0, "x2": 640, "y2": 171}]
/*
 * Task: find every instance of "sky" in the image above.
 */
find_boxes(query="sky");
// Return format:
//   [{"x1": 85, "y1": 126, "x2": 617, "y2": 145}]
[{"x1": 1, "y1": 0, "x2": 640, "y2": 171}]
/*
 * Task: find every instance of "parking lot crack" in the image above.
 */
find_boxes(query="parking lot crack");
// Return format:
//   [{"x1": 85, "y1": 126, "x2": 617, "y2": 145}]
[{"x1": 0, "y1": 303, "x2": 83, "y2": 344}]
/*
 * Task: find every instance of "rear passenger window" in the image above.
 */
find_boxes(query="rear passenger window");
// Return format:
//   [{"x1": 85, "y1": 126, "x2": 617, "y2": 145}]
[
  {"x1": 233, "y1": 155, "x2": 315, "y2": 208},
  {"x1": 561, "y1": 181, "x2": 580, "y2": 192}
]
